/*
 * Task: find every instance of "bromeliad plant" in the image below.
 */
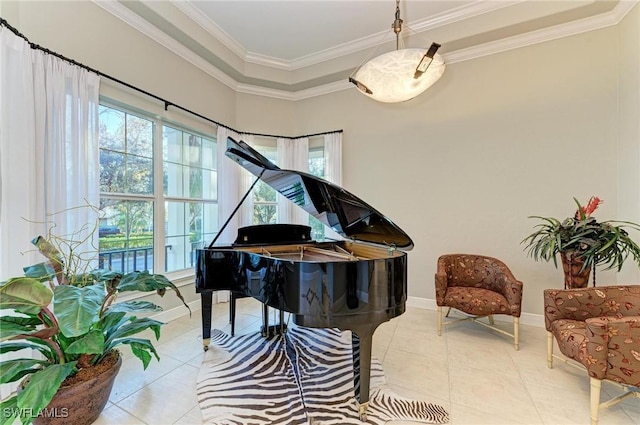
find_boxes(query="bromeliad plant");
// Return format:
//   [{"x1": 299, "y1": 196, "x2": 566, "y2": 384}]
[
  {"x1": 522, "y1": 196, "x2": 640, "y2": 284},
  {"x1": 0, "y1": 229, "x2": 190, "y2": 425}
]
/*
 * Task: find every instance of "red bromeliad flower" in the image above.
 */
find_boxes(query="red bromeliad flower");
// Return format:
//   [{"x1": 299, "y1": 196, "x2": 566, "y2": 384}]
[{"x1": 575, "y1": 196, "x2": 602, "y2": 219}]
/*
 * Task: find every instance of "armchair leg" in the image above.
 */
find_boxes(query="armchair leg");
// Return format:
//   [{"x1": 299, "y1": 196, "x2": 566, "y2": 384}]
[
  {"x1": 437, "y1": 306, "x2": 442, "y2": 336},
  {"x1": 590, "y1": 377, "x2": 601, "y2": 425},
  {"x1": 445, "y1": 307, "x2": 452, "y2": 318},
  {"x1": 547, "y1": 331, "x2": 554, "y2": 368},
  {"x1": 488, "y1": 315, "x2": 495, "y2": 325},
  {"x1": 514, "y1": 317, "x2": 519, "y2": 351}
]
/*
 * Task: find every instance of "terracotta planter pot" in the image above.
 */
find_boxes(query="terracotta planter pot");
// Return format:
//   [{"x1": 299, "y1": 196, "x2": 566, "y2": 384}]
[
  {"x1": 33, "y1": 354, "x2": 122, "y2": 425},
  {"x1": 560, "y1": 252, "x2": 591, "y2": 289}
]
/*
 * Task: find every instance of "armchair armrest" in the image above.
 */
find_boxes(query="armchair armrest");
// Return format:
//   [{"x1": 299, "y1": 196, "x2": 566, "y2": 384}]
[
  {"x1": 585, "y1": 316, "x2": 640, "y2": 383},
  {"x1": 502, "y1": 278, "x2": 523, "y2": 317},
  {"x1": 435, "y1": 272, "x2": 448, "y2": 306}
]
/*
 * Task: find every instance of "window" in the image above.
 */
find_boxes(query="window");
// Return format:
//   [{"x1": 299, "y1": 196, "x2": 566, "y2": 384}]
[
  {"x1": 308, "y1": 143, "x2": 325, "y2": 240},
  {"x1": 163, "y1": 126, "x2": 217, "y2": 272},
  {"x1": 99, "y1": 102, "x2": 334, "y2": 275},
  {"x1": 98, "y1": 103, "x2": 217, "y2": 274},
  {"x1": 251, "y1": 146, "x2": 278, "y2": 225},
  {"x1": 249, "y1": 139, "x2": 327, "y2": 240}
]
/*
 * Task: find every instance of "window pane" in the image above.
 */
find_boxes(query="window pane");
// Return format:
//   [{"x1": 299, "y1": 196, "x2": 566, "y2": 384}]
[
  {"x1": 165, "y1": 201, "x2": 209, "y2": 272},
  {"x1": 164, "y1": 163, "x2": 183, "y2": 197},
  {"x1": 254, "y1": 205, "x2": 277, "y2": 224},
  {"x1": 184, "y1": 134, "x2": 201, "y2": 167},
  {"x1": 99, "y1": 106, "x2": 154, "y2": 196},
  {"x1": 99, "y1": 106, "x2": 125, "y2": 152},
  {"x1": 202, "y1": 138, "x2": 216, "y2": 170},
  {"x1": 99, "y1": 199, "x2": 153, "y2": 273},
  {"x1": 309, "y1": 147, "x2": 326, "y2": 240},
  {"x1": 254, "y1": 181, "x2": 276, "y2": 202},
  {"x1": 100, "y1": 150, "x2": 126, "y2": 193},
  {"x1": 202, "y1": 203, "x2": 218, "y2": 238},
  {"x1": 202, "y1": 169, "x2": 217, "y2": 199},
  {"x1": 163, "y1": 126, "x2": 182, "y2": 163},
  {"x1": 163, "y1": 127, "x2": 216, "y2": 201},
  {"x1": 127, "y1": 115, "x2": 153, "y2": 157},
  {"x1": 127, "y1": 155, "x2": 153, "y2": 194},
  {"x1": 185, "y1": 165, "x2": 202, "y2": 198}
]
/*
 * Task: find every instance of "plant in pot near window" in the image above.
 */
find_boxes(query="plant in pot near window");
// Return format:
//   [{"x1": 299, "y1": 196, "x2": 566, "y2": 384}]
[
  {"x1": 0, "y1": 225, "x2": 191, "y2": 425},
  {"x1": 522, "y1": 196, "x2": 640, "y2": 288}
]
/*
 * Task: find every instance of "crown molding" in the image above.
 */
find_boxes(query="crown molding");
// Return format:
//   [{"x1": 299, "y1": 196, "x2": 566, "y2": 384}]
[
  {"x1": 170, "y1": 0, "x2": 526, "y2": 71},
  {"x1": 169, "y1": 0, "x2": 249, "y2": 62},
  {"x1": 92, "y1": 0, "x2": 240, "y2": 91},
  {"x1": 445, "y1": 0, "x2": 638, "y2": 65},
  {"x1": 92, "y1": 0, "x2": 638, "y2": 102}
]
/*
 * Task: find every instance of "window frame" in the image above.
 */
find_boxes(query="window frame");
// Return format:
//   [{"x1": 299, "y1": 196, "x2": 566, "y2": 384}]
[{"x1": 98, "y1": 98, "x2": 218, "y2": 280}]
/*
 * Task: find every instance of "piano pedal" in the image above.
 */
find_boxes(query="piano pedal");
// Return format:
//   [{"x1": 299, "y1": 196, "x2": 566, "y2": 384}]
[{"x1": 261, "y1": 323, "x2": 287, "y2": 337}]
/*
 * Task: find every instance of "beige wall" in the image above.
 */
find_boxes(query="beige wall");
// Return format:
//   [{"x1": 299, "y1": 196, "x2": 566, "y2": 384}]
[
  {"x1": 618, "y1": 4, "x2": 640, "y2": 285},
  {"x1": 297, "y1": 27, "x2": 626, "y2": 315},
  {"x1": 3, "y1": 1, "x2": 639, "y2": 318}
]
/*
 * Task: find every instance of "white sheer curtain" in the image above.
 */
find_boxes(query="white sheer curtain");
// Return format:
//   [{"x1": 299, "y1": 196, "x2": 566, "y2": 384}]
[
  {"x1": 239, "y1": 134, "x2": 255, "y2": 227},
  {"x1": 0, "y1": 27, "x2": 100, "y2": 397},
  {"x1": 213, "y1": 130, "x2": 254, "y2": 303},
  {"x1": 215, "y1": 127, "x2": 242, "y2": 245},
  {"x1": 324, "y1": 132, "x2": 342, "y2": 186},
  {"x1": 324, "y1": 132, "x2": 343, "y2": 240},
  {"x1": 0, "y1": 28, "x2": 100, "y2": 281},
  {"x1": 277, "y1": 137, "x2": 309, "y2": 225}
]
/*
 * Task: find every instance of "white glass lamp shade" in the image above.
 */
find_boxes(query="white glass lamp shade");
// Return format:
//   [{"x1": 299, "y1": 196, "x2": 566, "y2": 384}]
[{"x1": 353, "y1": 48, "x2": 445, "y2": 103}]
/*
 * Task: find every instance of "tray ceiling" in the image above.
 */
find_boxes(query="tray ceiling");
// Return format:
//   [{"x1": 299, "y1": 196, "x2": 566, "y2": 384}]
[{"x1": 97, "y1": 0, "x2": 632, "y2": 99}]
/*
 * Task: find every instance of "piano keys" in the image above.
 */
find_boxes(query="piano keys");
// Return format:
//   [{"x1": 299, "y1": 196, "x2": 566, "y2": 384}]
[{"x1": 195, "y1": 137, "x2": 413, "y2": 419}]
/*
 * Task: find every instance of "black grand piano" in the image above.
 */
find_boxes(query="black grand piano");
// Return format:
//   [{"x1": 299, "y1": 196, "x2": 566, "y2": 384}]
[{"x1": 195, "y1": 137, "x2": 413, "y2": 419}]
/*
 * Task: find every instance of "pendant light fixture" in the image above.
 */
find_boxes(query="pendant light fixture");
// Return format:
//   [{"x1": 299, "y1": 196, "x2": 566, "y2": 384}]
[{"x1": 349, "y1": 0, "x2": 445, "y2": 103}]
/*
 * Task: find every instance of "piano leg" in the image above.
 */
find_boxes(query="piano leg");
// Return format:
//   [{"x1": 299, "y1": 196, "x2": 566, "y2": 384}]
[
  {"x1": 230, "y1": 292, "x2": 237, "y2": 337},
  {"x1": 261, "y1": 303, "x2": 269, "y2": 337},
  {"x1": 261, "y1": 304, "x2": 287, "y2": 337},
  {"x1": 201, "y1": 292, "x2": 212, "y2": 351},
  {"x1": 352, "y1": 330, "x2": 372, "y2": 421}
]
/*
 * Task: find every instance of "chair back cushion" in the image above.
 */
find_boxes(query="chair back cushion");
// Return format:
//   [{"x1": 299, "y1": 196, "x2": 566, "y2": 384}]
[
  {"x1": 438, "y1": 254, "x2": 513, "y2": 292},
  {"x1": 543, "y1": 285, "x2": 640, "y2": 331}
]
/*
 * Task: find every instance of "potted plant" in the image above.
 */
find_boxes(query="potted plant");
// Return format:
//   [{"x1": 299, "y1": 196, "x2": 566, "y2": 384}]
[
  {"x1": 0, "y1": 223, "x2": 190, "y2": 425},
  {"x1": 522, "y1": 196, "x2": 640, "y2": 288}
]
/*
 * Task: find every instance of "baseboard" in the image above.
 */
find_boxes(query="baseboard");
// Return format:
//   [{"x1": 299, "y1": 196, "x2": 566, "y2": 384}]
[
  {"x1": 155, "y1": 296, "x2": 545, "y2": 329},
  {"x1": 406, "y1": 296, "x2": 545, "y2": 328},
  {"x1": 151, "y1": 299, "x2": 201, "y2": 323}
]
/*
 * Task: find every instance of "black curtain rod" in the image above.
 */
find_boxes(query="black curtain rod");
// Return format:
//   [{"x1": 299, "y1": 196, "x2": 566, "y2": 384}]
[{"x1": 0, "y1": 17, "x2": 342, "y2": 141}]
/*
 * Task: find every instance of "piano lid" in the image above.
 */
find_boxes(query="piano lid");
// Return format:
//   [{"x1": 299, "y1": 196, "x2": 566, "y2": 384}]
[{"x1": 225, "y1": 137, "x2": 414, "y2": 250}]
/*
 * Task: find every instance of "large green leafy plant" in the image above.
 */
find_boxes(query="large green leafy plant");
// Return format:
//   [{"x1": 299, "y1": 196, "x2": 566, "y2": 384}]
[
  {"x1": 522, "y1": 196, "x2": 640, "y2": 282},
  {"x1": 0, "y1": 228, "x2": 190, "y2": 425}
]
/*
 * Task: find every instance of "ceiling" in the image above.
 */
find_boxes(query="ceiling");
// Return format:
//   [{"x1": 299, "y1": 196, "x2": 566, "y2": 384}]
[{"x1": 97, "y1": 0, "x2": 633, "y2": 100}]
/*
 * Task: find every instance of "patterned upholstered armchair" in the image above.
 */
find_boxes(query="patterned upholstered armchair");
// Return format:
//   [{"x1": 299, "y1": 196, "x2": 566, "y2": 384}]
[
  {"x1": 544, "y1": 285, "x2": 640, "y2": 425},
  {"x1": 435, "y1": 254, "x2": 523, "y2": 350}
]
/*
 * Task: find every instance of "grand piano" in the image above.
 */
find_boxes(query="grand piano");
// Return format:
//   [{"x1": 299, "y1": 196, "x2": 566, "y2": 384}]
[{"x1": 195, "y1": 137, "x2": 413, "y2": 419}]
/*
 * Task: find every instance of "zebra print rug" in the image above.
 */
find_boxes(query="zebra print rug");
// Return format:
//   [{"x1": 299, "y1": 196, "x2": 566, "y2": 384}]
[{"x1": 196, "y1": 326, "x2": 449, "y2": 424}]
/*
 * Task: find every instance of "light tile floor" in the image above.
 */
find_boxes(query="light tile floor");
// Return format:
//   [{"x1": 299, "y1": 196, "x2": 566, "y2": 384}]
[{"x1": 95, "y1": 299, "x2": 640, "y2": 425}]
